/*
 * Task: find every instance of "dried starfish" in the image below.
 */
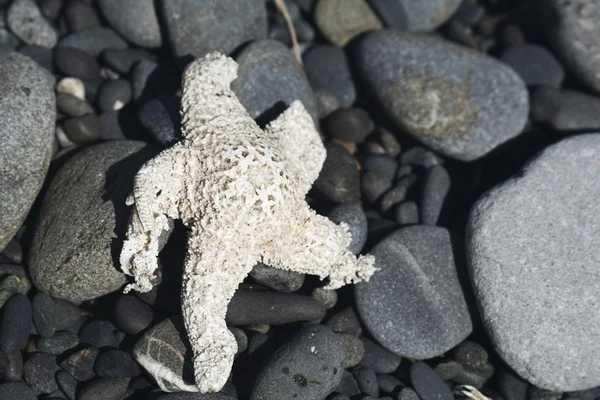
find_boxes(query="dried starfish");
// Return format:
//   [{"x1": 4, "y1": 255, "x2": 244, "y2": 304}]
[{"x1": 120, "y1": 52, "x2": 376, "y2": 393}]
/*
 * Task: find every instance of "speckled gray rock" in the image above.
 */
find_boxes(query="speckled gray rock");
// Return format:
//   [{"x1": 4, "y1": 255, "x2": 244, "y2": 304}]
[
  {"x1": 355, "y1": 30, "x2": 529, "y2": 161},
  {"x1": 549, "y1": 90, "x2": 600, "y2": 132},
  {"x1": 327, "y1": 203, "x2": 368, "y2": 254},
  {"x1": 58, "y1": 28, "x2": 127, "y2": 57},
  {"x1": 467, "y1": 133, "x2": 600, "y2": 391},
  {"x1": 232, "y1": 40, "x2": 318, "y2": 123},
  {"x1": 7, "y1": 0, "x2": 57, "y2": 48},
  {"x1": 0, "y1": 52, "x2": 55, "y2": 250},
  {"x1": 29, "y1": 141, "x2": 160, "y2": 301},
  {"x1": 161, "y1": 0, "x2": 267, "y2": 60},
  {"x1": 251, "y1": 325, "x2": 345, "y2": 400},
  {"x1": 314, "y1": 0, "x2": 382, "y2": 47},
  {"x1": 544, "y1": 1, "x2": 600, "y2": 93},
  {"x1": 98, "y1": 0, "x2": 161, "y2": 48},
  {"x1": 398, "y1": 0, "x2": 462, "y2": 31},
  {"x1": 250, "y1": 262, "x2": 304, "y2": 292},
  {"x1": 355, "y1": 226, "x2": 472, "y2": 359}
]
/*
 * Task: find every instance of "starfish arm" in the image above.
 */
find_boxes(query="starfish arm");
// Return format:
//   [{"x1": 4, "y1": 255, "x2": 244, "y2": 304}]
[
  {"x1": 120, "y1": 146, "x2": 187, "y2": 293},
  {"x1": 264, "y1": 100, "x2": 326, "y2": 196},
  {"x1": 262, "y1": 202, "x2": 377, "y2": 289},
  {"x1": 182, "y1": 231, "x2": 257, "y2": 393}
]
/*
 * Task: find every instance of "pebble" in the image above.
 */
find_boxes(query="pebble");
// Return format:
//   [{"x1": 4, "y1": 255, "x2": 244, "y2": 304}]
[
  {"x1": 420, "y1": 165, "x2": 450, "y2": 225},
  {"x1": 58, "y1": 28, "x2": 127, "y2": 57},
  {"x1": 311, "y1": 287, "x2": 338, "y2": 309},
  {"x1": 0, "y1": 27, "x2": 19, "y2": 49},
  {"x1": 452, "y1": 368, "x2": 488, "y2": 389},
  {"x1": 131, "y1": 59, "x2": 159, "y2": 101},
  {"x1": 138, "y1": 96, "x2": 181, "y2": 145},
  {"x1": 98, "y1": 0, "x2": 161, "y2": 48},
  {"x1": 231, "y1": 327, "x2": 248, "y2": 354},
  {"x1": 410, "y1": 362, "x2": 453, "y2": 400},
  {"x1": 375, "y1": 128, "x2": 402, "y2": 157},
  {"x1": 358, "y1": 337, "x2": 401, "y2": 374},
  {"x1": 496, "y1": 370, "x2": 528, "y2": 400},
  {"x1": 56, "y1": 93, "x2": 94, "y2": 117},
  {"x1": 53, "y1": 46, "x2": 100, "y2": 80},
  {"x1": 355, "y1": 226, "x2": 472, "y2": 359},
  {"x1": 59, "y1": 346, "x2": 99, "y2": 381},
  {"x1": 500, "y1": 44, "x2": 565, "y2": 88},
  {"x1": 232, "y1": 39, "x2": 318, "y2": 123},
  {"x1": 385, "y1": 0, "x2": 460, "y2": 31},
  {"x1": 353, "y1": 366, "x2": 379, "y2": 397},
  {"x1": 314, "y1": 0, "x2": 382, "y2": 47},
  {"x1": 364, "y1": 155, "x2": 398, "y2": 181},
  {"x1": 133, "y1": 316, "x2": 197, "y2": 392},
  {"x1": 336, "y1": 333, "x2": 364, "y2": 368},
  {"x1": 355, "y1": 30, "x2": 529, "y2": 161},
  {"x1": 435, "y1": 360, "x2": 463, "y2": 380},
  {"x1": 0, "y1": 382, "x2": 38, "y2": 400},
  {"x1": 7, "y1": 0, "x2": 57, "y2": 48},
  {"x1": 78, "y1": 377, "x2": 131, "y2": 400},
  {"x1": 313, "y1": 141, "x2": 361, "y2": 204},
  {"x1": 19, "y1": 44, "x2": 53, "y2": 71},
  {"x1": 250, "y1": 325, "x2": 345, "y2": 400},
  {"x1": 0, "y1": 52, "x2": 55, "y2": 250},
  {"x1": 249, "y1": 263, "x2": 304, "y2": 292},
  {"x1": 544, "y1": 0, "x2": 600, "y2": 92},
  {"x1": 0, "y1": 294, "x2": 32, "y2": 352},
  {"x1": 56, "y1": 371, "x2": 78, "y2": 400},
  {"x1": 112, "y1": 294, "x2": 154, "y2": 335},
  {"x1": 377, "y1": 373, "x2": 402, "y2": 394},
  {"x1": 57, "y1": 77, "x2": 86, "y2": 100},
  {"x1": 63, "y1": 0, "x2": 101, "y2": 32},
  {"x1": 0, "y1": 274, "x2": 30, "y2": 308},
  {"x1": 334, "y1": 370, "x2": 361, "y2": 397},
  {"x1": 327, "y1": 203, "x2": 368, "y2": 254},
  {"x1": 80, "y1": 321, "x2": 117, "y2": 348},
  {"x1": 530, "y1": 86, "x2": 561, "y2": 124},
  {"x1": 102, "y1": 48, "x2": 156, "y2": 75},
  {"x1": 379, "y1": 175, "x2": 417, "y2": 214},
  {"x1": 395, "y1": 201, "x2": 419, "y2": 225},
  {"x1": 99, "y1": 110, "x2": 129, "y2": 140},
  {"x1": 452, "y1": 341, "x2": 488, "y2": 370},
  {"x1": 62, "y1": 114, "x2": 102, "y2": 144},
  {"x1": 528, "y1": 387, "x2": 563, "y2": 400},
  {"x1": 98, "y1": 79, "x2": 132, "y2": 111},
  {"x1": 161, "y1": 0, "x2": 267, "y2": 60},
  {"x1": 0, "y1": 350, "x2": 23, "y2": 381},
  {"x1": 467, "y1": 133, "x2": 600, "y2": 391},
  {"x1": 95, "y1": 349, "x2": 140, "y2": 378},
  {"x1": 226, "y1": 289, "x2": 325, "y2": 325},
  {"x1": 54, "y1": 299, "x2": 81, "y2": 331},
  {"x1": 549, "y1": 90, "x2": 600, "y2": 132},
  {"x1": 36, "y1": 330, "x2": 79, "y2": 355},
  {"x1": 399, "y1": 387, "x2": 421, "y2": 400},
  {"x1": 368, "y1": 0, "x2": 408, "y2": 31},
  {"x1": 303, "y1": 45, "x2": 356, "y2": 108},
  {"x1": 326, "y1": 108, "x2": 373, "y2": 143},
  {"x1": 399, "y1": 147, "x2": 440, "y2": 169},
  {"x1": 325, "y1": 307, "x2": 363, "y2": 337},
  {"x1": 32, "y1": 292, "x2": 57, "y2": 337},
  {"x1": 28, "y1": 141, "x2": 159, "y2": 301},
  {"x1": 0, "y1": 240, "x2": 21, "y2": 263},
  {"x1": 361, "y1": 171, "x2": 392, "y2": 204},
  {"x1": 23, "y1": 352, "x2": 59, "y2": 393}
]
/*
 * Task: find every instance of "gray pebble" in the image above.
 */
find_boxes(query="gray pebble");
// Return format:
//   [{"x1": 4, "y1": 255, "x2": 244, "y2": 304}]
[
  {"x1": 380, "y1": 174, "x2": 417, "y2": 214},
  {"x1": 399, "y1": 147, "x2": 440, "y2": 169},
  {"x1": 98, "y1": 0, "x2": 161, "y2": 48},
  {"x1": 496, "y1": 370, "x2": 528, "y2": 400},
  {"x1": 355, "y1": 226, "x2": 472, "y2": 359},
  {"x1": 355, "y1": 30, "x2": 529, "y2": 161},
  {"x1": 549, "y1": 90, "x2": 600, "y2": 132},
  {"x1": 156, "y1": 394, "x2": 236, "y2": 400},
  {"x1": 420, "y1": 165, "x2": 450, "y2": 225},
  {"x1": 56, "y1": 93, "x2": 94, "y2": 117},
  {"x1": 62, "y1": 114, "x2": 102, "y2": 144},
  {"x1": 435, "y1": 360, "x2": 463, "y2": 380},
  {"x1": 375, "y1": 128, "x2": 402, "y2": 157},
  {"x1": 368, "y1": 0, "x2": 409, "y2": 31},
  {"x1": 7, "y1": 0, "x2": 57, "y2": 47},
  {"x1": 311, "y1": 287, "x2": 338, "y2": 309},
  {"x1": 36, "y1": 330, "x2": 79, "y2": 355},
  {"x1": 390, "y1": 0, "x2": 460, "y2": 31},
  {"x1": 98, "y1": 79, "x2": 132, "y2": 112},
  {"x1": 336, "y1": 332, "x2": 364, "y2": 368},
  {"x1": 0, "y1": 350, "x2": 23, "y2": 381},
  {"x1": 78, "y1": 377, "x2": 130, "y2": 400},
  {"x1": 63, "y1": 1, "x2": 101, "y2": 32},
  {"x1": 95, "y1": 349, "x2": 140, "y2": 378},
  {"x1": 359, "y1": 337, "x2": 401, "y2": 374},
  {"x1": 0, "y1": 294, "x2": 32, "y2": 352},
  {"x1": 452, "y1": 341, "x2": 488, "y2": 370},
  {"x1": 451, "y1": 367, "x2": 488, "y2": 389},
  {"x1": 410, "y1": 362, "x2": 453, "y2": 400},
  {"x1": 528, "y1": 387, "x2": 563, "y2": 400},
  {"x1": 327, "y1": 203, "x2": 368, "y2": 254},
  {"x1": 53, "y1": 46, "x2": 100, "y2": 80},
  {"x1": 314, "y1": 0, "x2": 382, "y2": 47},
  {"x1": 325, "y1": 307, "x2": 363, "y2": 337},
  {"x1": 395, "y1": 201, "x2": 419, "y2": 225},
  {"x1": 138, "y1": 96, "x2": 181, "y2": 145},
  {"x1": 230, "y1": 327, "x2": 248, "y2": 354},
  {"x1": 399, "y1": 388, "x2": 421, "y2": 400},
  {"x1": 19, "y1": 44, "x2": 53, "y2": 71},
  {"x1": 102, "y1": 48, "x2": 156, "y2": 75},
  {"x1": 334, "y1": 370, "x2": 361, "y2": 397},
  {"x1": 250, "y1": 263, "x2": 304, "y2": 292},
  {"x1": 363, "y1": 155, "x2": 398, "y2": 181},
  {"x1": 56, "y1": 371, "x2": 78, "y2": 400},
  {"x1": 32, "y1": 292, "x2": 56, "y2": 337},
  {"x1": 80, "y1": 320, "x2": 117, "y2": 348},
  {"x1": 59, "y1": 346, "x2": 99, "y2": 381},
  {"x1": 377, "y1": 373, "x2": 402, "y2": 395},
  {"x1": 326, "y1": 107, "x2": 373, "y2": 143},
  {"x1": 58, "y1": 28, "x2": 127, "y2": 57},
  {"x1": 353, "y1": 366, "x2": 379, "y2": 397},
  {"x1": 112, "y1": 294, "x2": 154, "y2": 335},
  {"x1": 0, "y1": 28, "x2": 20, "y2": 50},
  {"x1": 23, "y1": 352, "x2": 59, "y2": 393},
  {"x1": 54, "y1": 299, "x2": 81, "y2": 331},
  {"x1": 99, "y1": 110, "x2": 128, "y2": 140},
  {"x1": 500, "y1": 44, "x2": 565, "y2": 88},
  {"x1": 361, "y1": 171, "x2": 392, "y2": 204},
  {"x1": 314, "y1": 141, "x2": 361, "y2": 204},
  {"x1": 0, "y1": 382, "x2": 37, "y2": 400},
  {"x1": 530, "y1": 86, "x2": 561, "y2": 124},
  {"x1": 467, "y1": 133, "x2": 600, "y2": 391}
]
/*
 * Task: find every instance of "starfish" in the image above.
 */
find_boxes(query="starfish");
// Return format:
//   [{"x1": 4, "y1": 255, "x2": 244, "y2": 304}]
[{"x1": 120, "y1": 52, "x2": 376, "y2": 393}]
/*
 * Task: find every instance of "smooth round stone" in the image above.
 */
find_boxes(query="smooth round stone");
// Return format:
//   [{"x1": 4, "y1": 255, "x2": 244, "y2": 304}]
[
  {"x1": 435, "y1": 360, "x2": 463, "y2": 380},
  {"x1": 313, "y1": 141, "x2": 361, "y2": 204},
  {"x1": 113, "y1": 294, "x2": 154, "y2": 335},
  {"x1": 98, "y1": 79, "x2": 131, "y2": 111},
  {"x1": 0, "y1": 350, "x2": 23, "y2": 381},
  {"x1": 368, "y1": 0, "x2": 408, "y2": 31},
  {"x1": 325, "y1": 108, "x2": 373, "y2": 143},
  {"x1": 59, "y1": 346, "x2": 99, "y2": 381},
  {"x1": 226, "y1": 289, "x2": 325, "y2": 326},
  {"x1": 36, "y1": 330, "x2": 79, "y2": 355},
  {"x1": 399, "y1": 147, "x2": 440, "y2": 169},
  {"x1": 361, "y1": 171, "x2": 392, "y2": 204},
  {"x1": 303, "y1": 45, "x2": 356, "y2": 108},
  {"x1": 452, "y1": 341, "x2": 488, "y2": 370},
  {"x1": 0, "y1": 274, "x2": 30, "y2": 308},
  {"x1": 399, "y1": 388, "x2": 421, "y2": 400},
  {"x1": 314, "y1": 0, "x2": 382, "y2": 47},
  {"x1": 133, "y1": 316, "x2": 197, "y2": 392},
  {"x1": 500, "y1": 44, "x2": 565, "y2": 88},
  {"x1": 420, "y1": 165, "x2": 450, "y2": 226},
  {"x1": 336, "y1": 333, "x2": 363, "y2": 368},
  {"x1": 161, "y1": 0, "x2": 267, "y2": 60},
  {"x1": 549, "y1": 90, "x2": 600, "y2": 132},
  {"x1": 374, "y1": 128, "x2": 402, "y2": 157},
  {"x1": 402, "y1": 0, "x2": 461, "y2": 31},
  {"x1": 99, "y1": 110, "x2": 129, "y2": 141},
  {"x1": 530, "y1": 86, "x2": 561, "y2": 124},
  {"x1": 62, "y1": 114, "x2": 102, "y2": 144},
  {"x1": 250, "y1": 325, "x2": 345, "y2": 400},
  {"x1": 377, "y1": 373, "x2": 402, "y2": 395},
  {"x1": 358, "y1": 337, "x2": 401, "y2": 374},
  {"x1": 102, "y1": 48, "x2": 156, "y2": 75},
  {"x1": 98, "y1": 0, "x2": 161, "y2": 48},
  {"x1": 355, "y1": 226, "x2": 472, "y2": 359},
  {"x1": 353, "y1": 366, "x2": 378, "y2": 396},
  {"x1": 63, "y1": 0, "x2": 101, "y2": 32},
  {"x1": 58, "y1": 28, "x2": 127, "y2": 57},
  {"x1": 7, "y1": 0, "x2": 57, "y2": 47},
  {"x1": 56, "y1": 371, "x2": 78, "y2": 400},
  {"x1": 32, "y1": 292, "x2": 57, "y2": 337},
  {"x1": 78, "y1": 377, "x2": 130, "y2": 400},
  {"x1": 95, "y1": 349, "x2": 140, "y2": 378},
  {"x1": 0, "y1": 52, "x2": 55, "y2": 250},
  {"x1": 232, "y1": 39, "x2": 318, "y2": 123},
  {"x1": 19, "y1": 44, "x2": 53, "y2": 71},
  {"x1": 355, "y1": 30, "x2": 529, "y2": 161},
  {"x1": 131, "y1": 59, "x2": 159, "y2": 101},
  {"x1": 249, "y1": 263, "x2": 305, "y2": 292},
  {"x1": 80, "y1": 321, "x2": 117, "y2": 348},
  {"x1": 0, "y1": 382, "x2": 37, "y2": 400},
  {"x1": 0, "y1": 294, "x2": 32, "y2": 352},
  {"x1": 56, "y1": 93, "x2": 94, "y2": 117},
  {"x1": 138, "y1": 96, "x2": 181, "y2": 145},
  {"x1": 410, "y1": 362, "x2": 453, "y2": 400},
  {"x1": 324, "y1": 307, "x2": 363, "y2": 337},
  {"x1": 327, "y1": 203, "x2": 368, "y2": 254},
  {"x1": 544, "y1": 1, "x2": 600, "y2": 93},
  {"x1": 334, "y1": 371, "x2": 361, "y2": 397},
  {"x1": 54, "y1": 299, "x2": 81, "y2": 331},
  {"x1": 29, "y1": 141, "x2": 159, "y2": 301},
  {"x1": 395, "y1": 201, "x2": 419, "y2": 225},
  {"x1": 311, "y1": 287, "x2": 338, "y2": 310},
  {"x1": 379, "y1": 175, "x2": 417, "y2": 214},
  {"x1": 23, "y1": 352, "x2": 59, "y2": 393},
  {"x1": 528, "y1": 387, "x2": 563, "y2": 400},
  {"x1": 363, "y1": 155, "x2": 397, "y2": 181},
  {"x1": 53, "y1": 46, "x2": 100, "y2": 80},
  {"x1": 57, "y1": 77, "x2": 86, "y2": 100},
  {"x1": 467, "y1": 133, "x2": 600, "y2": 391},
  {"x1": 231, "y1": 327, "x2": 248, "y2": 354}
]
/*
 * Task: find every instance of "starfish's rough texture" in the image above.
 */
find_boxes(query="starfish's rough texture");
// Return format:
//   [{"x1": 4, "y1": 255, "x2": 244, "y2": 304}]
[{"x1": 120, "y1": 52, "x2": 376, "y2": 393}]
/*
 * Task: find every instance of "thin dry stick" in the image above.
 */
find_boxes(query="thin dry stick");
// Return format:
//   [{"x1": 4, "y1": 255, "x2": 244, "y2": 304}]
[{"x1": 274, "y1": 0, "x2": 302, "y2": 63}]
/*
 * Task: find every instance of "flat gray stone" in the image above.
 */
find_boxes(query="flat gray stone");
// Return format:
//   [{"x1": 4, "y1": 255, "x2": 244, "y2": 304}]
[
  {"x1": 0, "y1": 52, "x2": 55, "y2": 250},
  {"x1": 355, "y1": 30, "x2": 529, "y2": 161},
  {"x1": 98, "y1": 0, "x2": 162, "y2": 48},
  {"x1": 28, "y1": 141, "x2": 160, "y2": 301},
  {"x1": 355, "y1": 225, "x2": 472, "y2": 359},
  {"x1": 467, "y1": 133, "x2": 600, "y2": 391}
]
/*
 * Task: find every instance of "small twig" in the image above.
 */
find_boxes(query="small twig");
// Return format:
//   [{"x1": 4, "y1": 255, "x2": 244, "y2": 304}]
[{"x1": 274, "y1": 0, "x2": 302, "y2": 64}]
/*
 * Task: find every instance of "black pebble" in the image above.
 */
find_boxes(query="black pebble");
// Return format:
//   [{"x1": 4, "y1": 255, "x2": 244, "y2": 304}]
[
  {"x1": 62, "y1": 114, "x2": 103, "y2": 144},
  {"x1": 19, "y1": 44, "x2": 53, "y2": 71},
  {"x1": 32, "y1": 292, "x2": 57, "y2": 338},
  {"x1": 63, "y1": 1, "x2": 101, "y2": 32},
  {"x1": 314, "y1": 141, "x2": 361, "y2": 204},
  {"x1": 79, "y1": 320, "x2": 117, "y2": 348},
  {"x1": 377, "y1": 373, "x2": 402, "y2": 394},
  {"x1": 59, "y1": 346, "x2": 99, "y2": 381},
  {"x1": 368, "y1": 0, "x2": 409, "y2": 30},
  {"x1": 56, "y1": 92, "x2": 95, "y2": 117},
  {"x1": 78, "y1": 377, "x2": 131, "y2": 400},
  {"x1": 395, "y1": 201, "x2": 419, "y2": 225},
  {"x1": 39, "y1": 0, "x2": 63, "y2": 21},
  {"x1": 97, "y1": 79, "x2": 132, "y2": 112},
  {"x1": 325, "y1": 307, "x2": 363, "y2": 337},
  {"x1": 420, "y1": 165, "x2": 450, "y2": 226},
  {"x1": 37, "y1": 330, "x2": 79, "y2": 355},
  {"x1": 112, "y1": 294, "x2": 154, "y2": 335},
  {"x1": 56, "y1": 370, "x2": 78, "y2": 400},
  {"x1": 410, "y1": 362, "x2": 453, "y2": 400},
  {"x1": 54, "y1": 299, "x2": 81, "y2": 331},
  {"x1": 138, "y1": 96, "x2": 181, "y2": 145},
  {"x1": 400, "y1": 147, "x2": 440, "y2": 169},
  {"x1": 0, "y1": 382, "x2": 37, "y2": 400},
  {"x1": 353, "y1": 366, "x2": 379, "y2": 397},
  {"x1": 230, "y1": 327, "x2": 248, "y2": 354},
  {"x1": 102, "y1": 48, "x2": 156, "y2": 75},
  {"x1": 95, "y1": 349, "x2": 140, "y2": 378},
  {"x1": 0, "y1": 350, "x2": 23, "y2": 381},
  {"x1": 54, "y1": 46, "x2": 100, "y2": 80},
  {"x1": 23, "y1": 352, "x2": 59, "y2": 394},
  {"x1": 361, "y1": 171, "x2": 392, "y2": 204},
  {"x1": 0, "y1": 294, "x2": 32, "y2": 352},
  {"x1": 530, "y1": 86, "x2": 561, "y2": 123},
  {"x1": 496, "y1": 370, "x2": 528, "y2": 400},
  {"x1": 359, "y1": 337, "x2": 401, "y2": 374},
  {"x1": 326, "y1": 107, "x2": 374, "y2": 143}
]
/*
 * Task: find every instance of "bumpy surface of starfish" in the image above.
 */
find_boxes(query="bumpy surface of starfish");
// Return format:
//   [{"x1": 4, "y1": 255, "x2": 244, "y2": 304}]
[{"x1": 120, "y1": 52, "x2": 376, "y2": 393}]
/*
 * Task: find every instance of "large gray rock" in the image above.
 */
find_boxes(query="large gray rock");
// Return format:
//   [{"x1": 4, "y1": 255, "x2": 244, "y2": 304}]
[
  {"x1": 355, "y1": 226, "x2": 472, "y2": 359},
  {"x1": 0, "y1": 52, "x2": 55, "y2": 250},
  {"x1": 7, "y1": 0, "x2": 57, "y2": 48},
  {"x1": 29, "y1": 141, "x2": 160, "y2": 301},
  {"x1": 355, "y1": 30, "x2": 529, "y2": 161},
  {"x1": 544, "y1": 1, "x2": 600, "y2": 93},
  {"x1": 161, "y1": 0, "x2": 267, "y2": 60},
  {"x1": 467, "y1": 133, "x2": 600, "y2": 391}
]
